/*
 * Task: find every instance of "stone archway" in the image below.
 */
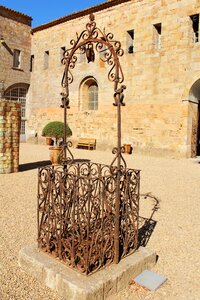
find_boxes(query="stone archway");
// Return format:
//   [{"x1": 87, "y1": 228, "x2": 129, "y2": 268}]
[
  {"x1": 197, "y1": 103, "x2": 200, "y2": 155},
  {"x1": 189, "y1": 79, "x2": 200, "y2": 156},
  {"x1": 4, "y1": 83, "x2": 29, "y2": 141}
]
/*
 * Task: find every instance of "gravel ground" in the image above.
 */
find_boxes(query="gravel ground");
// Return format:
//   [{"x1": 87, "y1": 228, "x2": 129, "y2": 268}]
[{"x1": 0, "y1": 143, "x2": 200, "y2": 300}]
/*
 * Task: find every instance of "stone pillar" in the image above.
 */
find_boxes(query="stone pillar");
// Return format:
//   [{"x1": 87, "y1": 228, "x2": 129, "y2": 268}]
[{"x1": 0, "y1": 100, "x2": 21, "y2": 173}]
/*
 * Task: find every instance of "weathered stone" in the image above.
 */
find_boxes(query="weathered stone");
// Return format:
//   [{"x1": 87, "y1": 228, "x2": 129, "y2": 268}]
[
  {"x1": 0, "y1": 100, "x2": 20, "y2": 173},
  {"x1": 19, "y1": 245, "x2": 156, "y2": 300},
  {"x1": 0, "y1": 8, "x2": 31, "y2": 91},
  {"x1": 2, "y1": 1, "x2": 200, "y2": 158},
  {"x1": 24, "y1": 0, "x2": 200, "y2": 158}
]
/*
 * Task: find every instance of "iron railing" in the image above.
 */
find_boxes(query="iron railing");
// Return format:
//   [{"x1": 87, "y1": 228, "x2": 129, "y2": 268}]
[{"x1": 38, "y1": 162, "x2": 140, "y2": 275}]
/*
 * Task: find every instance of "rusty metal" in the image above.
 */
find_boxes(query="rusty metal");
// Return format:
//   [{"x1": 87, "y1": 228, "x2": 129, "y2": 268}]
[
  {"x1": 38, "y1": 163, "x2": 140, "y2": 275},
  {"x1": 37, "y1": 13, "x2": 140, "y2": 274}
]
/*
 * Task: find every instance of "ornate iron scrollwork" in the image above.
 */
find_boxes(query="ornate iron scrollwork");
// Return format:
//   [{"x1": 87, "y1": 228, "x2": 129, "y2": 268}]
[
  {"x1": 61, "y1": 13, "x2": 125, "y2": 95},
  {"x1": 60, "y1": 13, "x2": 127, "y2": 171},
  {"x1": 38, "y1": 163, "x2": 140, "y2": 274},
  {"x1": 37, "y1": 13, "x2": 140, "y2": 274}
]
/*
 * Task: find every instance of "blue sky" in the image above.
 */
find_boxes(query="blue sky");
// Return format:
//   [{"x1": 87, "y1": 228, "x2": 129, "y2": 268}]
[{"x1": 1, "y1": 0, "x2": 104, "y2": 27}]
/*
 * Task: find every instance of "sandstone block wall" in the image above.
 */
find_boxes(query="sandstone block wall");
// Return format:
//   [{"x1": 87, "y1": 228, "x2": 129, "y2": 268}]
[
  {"x1": 28, "y1": 0, "x2": 200, "y2": 158},
  {"x1": 0, "y1": 100, "x2": 21, "y2": 173},
  {"x1": 0, "y1": 7, "x2": 31, "y2": 91}
]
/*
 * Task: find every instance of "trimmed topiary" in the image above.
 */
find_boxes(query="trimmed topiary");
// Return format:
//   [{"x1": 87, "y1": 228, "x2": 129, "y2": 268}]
[{"x1": 42, "y1": 121, "x2": 72, "y2": 145}]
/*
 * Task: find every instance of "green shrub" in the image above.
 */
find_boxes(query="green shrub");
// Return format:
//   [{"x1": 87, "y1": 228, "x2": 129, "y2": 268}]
[{"x1": 42, "y1": 121, "x2": 72, "y2": 145}]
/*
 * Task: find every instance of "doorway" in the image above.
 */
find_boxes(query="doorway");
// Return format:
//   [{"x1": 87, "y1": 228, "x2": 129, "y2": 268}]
[
  {"x1": 189, "y1": 79, "x2": 200, "y2": 156},
  {"x1": 4, "y1": 84, "x2": 28, "y2": 141},
  {"x1": 197, "y1": 102, "x2": 200, "y2": 155}
]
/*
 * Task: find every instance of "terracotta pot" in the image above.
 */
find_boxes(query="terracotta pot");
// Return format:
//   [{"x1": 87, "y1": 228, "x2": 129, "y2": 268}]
[
  {"x1": 49, "y1": 147, "x2": 63, "y2": 165},
  {"x1": 124, "y1": 144, "x2": 132, "y2": 154},
  {"x1": 46, "y1": 137, "x2": 54, "y2": 146}
]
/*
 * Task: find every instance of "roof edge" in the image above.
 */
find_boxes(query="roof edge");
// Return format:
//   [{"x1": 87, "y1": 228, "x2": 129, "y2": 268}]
[
  {"x1": 0, "y1": 5, "x2": 32, "y2": 26},
  {"x1": 32, "y1": 0, "x2": 131, "y2": 33}
]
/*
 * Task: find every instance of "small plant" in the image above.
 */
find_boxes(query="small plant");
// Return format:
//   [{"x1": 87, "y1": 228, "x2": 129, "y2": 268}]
[{"x1": 42, "y1": 121, "x2": 72, "y2": 146}]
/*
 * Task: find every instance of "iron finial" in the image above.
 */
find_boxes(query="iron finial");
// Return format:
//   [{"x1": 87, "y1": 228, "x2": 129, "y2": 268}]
[{"x1": 89, "y1": 13, "x2": 95, "y2": 22}]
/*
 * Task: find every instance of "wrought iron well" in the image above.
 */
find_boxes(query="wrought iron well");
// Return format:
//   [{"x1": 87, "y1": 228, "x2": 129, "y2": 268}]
[{"x1": 37, "y1": 14, "x2": 140, "y2": 275}]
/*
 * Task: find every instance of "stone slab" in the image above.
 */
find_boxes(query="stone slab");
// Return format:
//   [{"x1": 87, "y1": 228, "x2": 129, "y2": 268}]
[
  {"x1": 134, "y1": 269, "x2": 167, "y2": 291},
  {"x1": 18, "y1": 245, "x2": 157, "y2": 300}
]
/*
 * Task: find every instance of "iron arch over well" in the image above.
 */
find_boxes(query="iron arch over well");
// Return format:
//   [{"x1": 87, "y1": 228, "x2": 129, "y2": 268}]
[{"x1": 37, "y1": 14, "x2": 140, "y2": 275}]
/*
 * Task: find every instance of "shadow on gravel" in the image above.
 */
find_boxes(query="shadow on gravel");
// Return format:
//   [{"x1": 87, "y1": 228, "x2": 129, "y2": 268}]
[
  {"x1": 19, "y1": 160, "x2": 51, "y2": 172},
  {"x1": 19, "y1": 159, "x2": 91, "y2": 172},
  {"x1": 138, "y1": 192, "x2": 160, "y2": 248}
]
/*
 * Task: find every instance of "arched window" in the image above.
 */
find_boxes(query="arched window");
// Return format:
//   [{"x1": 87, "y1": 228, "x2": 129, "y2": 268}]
[
  {"x1": 88, "y1": 83, "x2": 98, "y2": 110},
  {"x1": 4, "y1": 84, "x2": 28, "y2": 139},
  {"x1": 80, "y1": 77, "x2": 98, "y2": 111}
]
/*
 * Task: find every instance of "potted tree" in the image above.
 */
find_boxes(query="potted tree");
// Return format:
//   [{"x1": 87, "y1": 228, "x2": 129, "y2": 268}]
[{"x1": 42, "y1": 121, "x2": 72, "y2": 164}]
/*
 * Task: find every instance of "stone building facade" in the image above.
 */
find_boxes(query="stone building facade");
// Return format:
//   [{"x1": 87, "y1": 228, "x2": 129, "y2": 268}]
[
  {"x1": 2, "y1": 0, "x2": 200, "y2": 158},
  {"x1": 28, "y1": 0, "x2": 200, "y2": 158},
  {"x1": 0, "y1": 6, "x2": 32, "y2": 141}
]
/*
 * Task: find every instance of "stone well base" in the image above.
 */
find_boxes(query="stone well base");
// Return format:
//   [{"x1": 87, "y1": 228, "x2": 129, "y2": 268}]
[{"x1": 18, "y1": 245, "x2": 156, "y2": 300}]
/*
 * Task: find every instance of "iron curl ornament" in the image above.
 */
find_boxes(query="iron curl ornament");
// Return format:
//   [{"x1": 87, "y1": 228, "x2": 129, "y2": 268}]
[
  {"x1": 37, "y1": 13, "x2": 140, "y2": 274},
  {"x1": 61, "y1": 13, "x2": 126, "y2": 170}
]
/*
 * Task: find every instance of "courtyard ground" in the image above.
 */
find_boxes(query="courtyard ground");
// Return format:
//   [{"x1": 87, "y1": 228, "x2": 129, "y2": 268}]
[{"x1": 0, "y1": 143, "x2": 200, "y2": 300}]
